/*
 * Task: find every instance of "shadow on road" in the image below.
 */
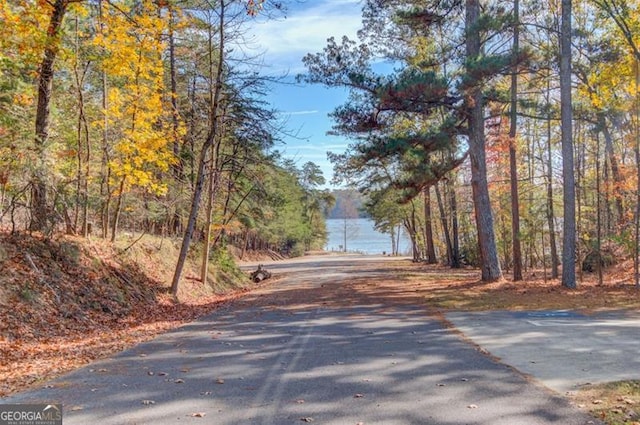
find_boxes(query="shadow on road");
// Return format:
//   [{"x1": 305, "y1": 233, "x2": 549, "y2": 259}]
[{"x1": 7, "y1": 255, "x2": 599, "y2": 425}]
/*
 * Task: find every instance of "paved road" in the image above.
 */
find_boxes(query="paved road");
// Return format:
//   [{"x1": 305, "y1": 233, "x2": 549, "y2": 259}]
[
  {"x1": 446, "y1": 309, "x2": 640, "y2": 394},
  {"x1": 6, "y1": 255, "x2": 599, "y2": 424}
]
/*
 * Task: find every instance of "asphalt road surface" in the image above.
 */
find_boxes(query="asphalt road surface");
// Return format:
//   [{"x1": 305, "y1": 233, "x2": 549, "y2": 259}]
[{"x1": 6, "y1": 255, "x2": 600, "y2": 424}]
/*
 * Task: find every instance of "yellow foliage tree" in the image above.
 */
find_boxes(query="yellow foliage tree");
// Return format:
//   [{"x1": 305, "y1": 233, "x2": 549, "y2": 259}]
[{"x1": 94, "y1": 0, "x2": 176, "y2": 240}]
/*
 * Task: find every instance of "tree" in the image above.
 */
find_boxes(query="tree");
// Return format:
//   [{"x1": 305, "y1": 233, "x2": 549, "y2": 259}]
[
  {"x1": 299, "y1": 162, "x2": 333, "y2": 251},
  {"x1": 463, "y1": 0, "x2": 503, "y2": 281},
  {"x1": 31, "y1": 0, "x2": 72, "y2": 232},
  {"x1": 171, "y1": 0, "x2": 230, "y2": 296},
  {"x1": 96, "y1": 0, "x2": 173, "y2": 242},
  {"x1": 509, "y1": 0, "x2": 523, "y2": 281},
  {"x1": 560, "y1": 0, "x2": 577, "y2": 288}
]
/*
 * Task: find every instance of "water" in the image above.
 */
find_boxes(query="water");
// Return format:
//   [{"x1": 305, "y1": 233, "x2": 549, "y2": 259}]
[{"x1": 324, "y1": 218, "x2": 411, "y2": 255}]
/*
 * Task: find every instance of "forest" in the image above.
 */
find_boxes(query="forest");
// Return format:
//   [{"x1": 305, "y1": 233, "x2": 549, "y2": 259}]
[
  {"x1": 302, "y1": 0, "x2": 640, "y2": 289},
  {"x1": 1, "y1": 0, "x2": 640, "y2": 291},
  {"x1": 0, "y1": 0, "x2": 335, "y2": 294}
]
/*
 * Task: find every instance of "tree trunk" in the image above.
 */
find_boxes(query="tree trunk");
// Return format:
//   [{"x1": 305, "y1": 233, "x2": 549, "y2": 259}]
[
  {"x1": 407, "y1": 203, "x2": 420, "y2": 262},
  {"x1": 110, "y1": 176, "x2": 126, "y2": 243},
  {"x1": 72, "y1": 18, "x2": 91, "y2": 237},
  {"x1": 200, "y1": 162, "x2": 214, "y2": 283},
  {"x1": 597, "y1": 113, "x2": 624, "y2": 226},
  {"x1": 98, "y1": 0, "x2": 111, "y2": 239},
  {"x1": 30, "y1": 0, "x2": 69, "y2": 232},
  {"x1": 390, "y1": 226, "x2": 397, "y2": 255},
  {"x1": 423, "y1": 187, "x2": 437, "y2": 263},
  {"x1": 545, "y1": 76, "x2": 559, "y2": 278},
  {"x1": 634, "y1": 61, "x2": 640, "y2": 288},
  {"x1": 448, "y1": 175, "x2": 461, "y2": 268},
  {"x1": 168, "y1": 5, "x2": 185, "y2": 238},
  {"x1": 200, "y1": 128, "x2": 223, "y2": 282},
  {"x1": 435, "y1": 182, "x2": 454, "y2": 266},
  {"x1": 596, "y1": 133, "x2": 603, "y2": 285},
  {"x1": 465, "y1": 0, "x2": 502, "y2": 282},
  {"x1": 560, "y1": 0, "x2": 577, "y2": 288},
  {"x1": 171, "y1": 0, "x2": 227, "y2": 296},
  {"x1": 509, "y1": 0, "x2": 523, "y2": 281}
]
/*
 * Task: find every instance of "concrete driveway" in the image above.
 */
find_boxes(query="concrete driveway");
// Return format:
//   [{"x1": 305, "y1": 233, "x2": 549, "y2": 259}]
[{"x1": 445, "y1": 310, "x2": 640, "y2": 394}]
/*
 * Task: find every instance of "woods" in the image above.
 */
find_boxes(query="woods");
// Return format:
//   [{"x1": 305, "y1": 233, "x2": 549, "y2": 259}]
[
  {"x1": 2, "y1": 0, "x2": 640, "y2": 289},
  {"x1": 0, "y1": 0, "x2": 331, "y2": 293},
  {"x1": 301, "y1": 0, "x2": 640, "y2": 286}
]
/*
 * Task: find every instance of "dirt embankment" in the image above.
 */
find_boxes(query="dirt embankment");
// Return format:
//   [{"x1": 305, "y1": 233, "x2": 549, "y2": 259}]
[{"x1": 0, "y1": 231, "x2": 259, "y2": 397}]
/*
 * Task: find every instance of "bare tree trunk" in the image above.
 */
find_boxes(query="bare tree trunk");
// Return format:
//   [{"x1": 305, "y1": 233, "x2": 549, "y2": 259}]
[
  {"x1": 31, "y1": 0, "x2": 69, "y2": 232},
  {"x1": 423, "y1": 187, "x2": 437, "y2": 263},
  {"x1": 171, "y1": 0, "x2": 227, "y2": 296},
  {"x1": 110, "y1": 176, "x2": 126, "y2": 243},
  {"x1": 407, "y1": 203, "x2": 420, "y2": 262},
  {"x1": 390, "y1": 227, "x2": 397, "y2": 256},
  {"x1": 72, "y1": 17, "x2": 91, "y2": 237},
  {"x1": 597, "y1": 113, "x2": 624, "y2": 227},
  {"x1": 200, "y1": 125, "x2": 224, "y2": 283},
  {"x1": 576, "y1": 122, "x2": 585, "y2": 283},
  {"x1": 560, "y1": 0, "x2": 577, "y2": 288},
  {"x1": 448, "y1": 175, "x2": 461, "y2": 268},
  {"x1": 98, "y1": 0, "x2": 111, "y2": 239},
  {"x1": 509, "y1": 0, "x2": 523, "y2": 281},
  {"x1": 200, "y1": 160, "x2": 215, "y2": 283},
  {"x1": 465, "y1": 0, "x2": 502, "y2": 282},
  {"x1": 596, "y1": 133, "x2": 603, "y2": 285},
  {"x1": 167, "y1": 5, "x2": 184, "y2": 237},
  {"x1": 545, "y1": 77, "x2": 559, "y2": 278},
  {"x1": 634, "y1": 61, "x2": 640, "y2": 288},
  {"x1": 435, "y1": 182, "x2": 454, "y2": 266}
]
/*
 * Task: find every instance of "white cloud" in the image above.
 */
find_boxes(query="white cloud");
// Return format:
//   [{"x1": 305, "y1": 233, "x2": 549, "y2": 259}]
[
  {"x1": 285, "y1": 110, "x2": 319, "y2": 116},
  {"x1": 248, "y1": 0, "x2": 362, "y2": 73},
  {"x1": 286, "y1": 144, "x2": 329, "y2": 152}
]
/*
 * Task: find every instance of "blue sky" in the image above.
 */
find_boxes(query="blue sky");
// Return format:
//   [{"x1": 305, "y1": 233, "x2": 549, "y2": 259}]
[{"x1": 246, "y1": 0, "x2": 365, "y2": 186}]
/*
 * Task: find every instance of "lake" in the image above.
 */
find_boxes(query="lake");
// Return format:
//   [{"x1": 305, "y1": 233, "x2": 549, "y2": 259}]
[{"x1": 324, "y1": 218, "x2": 412, "y2": 255}]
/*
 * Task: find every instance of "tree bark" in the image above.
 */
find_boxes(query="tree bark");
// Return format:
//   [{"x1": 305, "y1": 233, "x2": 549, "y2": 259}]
[
  {"x1": 110, "y1": 176, "x2": 126, "y2": 243},
  {"x1": 560, "y1": 0, "x2": 577, "y2": 288},
  {"x1": 597, "y1": 113, "x2": 624, "y2": 226},
  {"x1": 449, "y1": 178, "x2": 461, "y2": 268},
  {"x1": 509, "y1": 0, "x2": 523, "y2": 281},
  {"x1": 98, "y1": 0, "x2": 111, "y2": 239},
  {"x1": 30, "y1": 0, "x2": 69, "y2": 232},
  {"x1": 546, "y1": 106, "x2": 559, "y2": 279},
  {"x1": 435, "y1": 182, "x2": 454, "y2": 267},
  {"x1": 423, "y1": 187, "x2": 437, "y2": 263},
  {"x1": 465, "y1": 0, "x2": 502, "y2": 282}
]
